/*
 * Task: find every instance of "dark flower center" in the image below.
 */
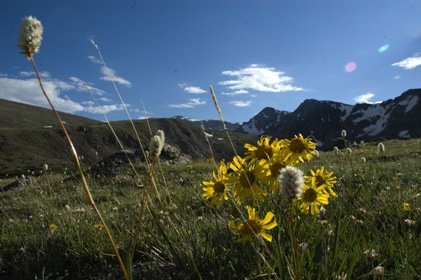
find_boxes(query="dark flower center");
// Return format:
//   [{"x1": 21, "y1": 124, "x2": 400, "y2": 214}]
[
  {"x1": 256, "y1": 145, "x2": 273, "y2": 160},
  {"x1": 290, "y1": 138, "x2": 305, "y2": 153},
  {"x1": 315, "y1": 175, "x2": 326, "y2": 186},
  {"x1": 243, "y1": 219, "x2": 261, "y2": 235},
  {"x1": 240, "y1": 171, "x2": 255, "y2": 188},
  {"x1": 270, "y1": 162, "x2": 285, "y2": 177},
  {"x1": 214, "y1": 181, "x2": 225, "y2": 193},
  {"x1": 303, "y1": 188, "x2": 317, "y2": 202}
]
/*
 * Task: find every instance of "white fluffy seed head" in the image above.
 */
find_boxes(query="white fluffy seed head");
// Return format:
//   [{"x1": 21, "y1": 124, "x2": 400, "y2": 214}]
[
  {"x1": 18, "y1": 16, "x2": 43, "y2": 59},
  {"x1": 149, "y1": 130, "x2": 165, "y2": 159},
  {"x1": 341, "y1": 130, "x2": 347, "y2": 138},
  {"x1": 346, "y1": 147, "x2": 352, "y2": 155},
  {"x1": 377, "y1": 142, "x2": 385, "y2": 154},
  {"x1": 278, "y1": 166, "x2": 304, "y2": 201}
]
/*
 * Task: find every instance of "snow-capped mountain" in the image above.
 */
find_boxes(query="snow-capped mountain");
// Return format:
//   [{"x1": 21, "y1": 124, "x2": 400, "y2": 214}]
[
  {"x1": 236, "y1": 107, "x2": 290, "y2": 134},
  {"x1": 239, "y1": 89, "x2": 421, "y2": 150}
]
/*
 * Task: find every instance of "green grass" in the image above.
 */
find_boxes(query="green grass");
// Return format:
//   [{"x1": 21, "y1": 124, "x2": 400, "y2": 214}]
[{"x1": 0, "y1": 139, "x2": 420, "y2": 279}]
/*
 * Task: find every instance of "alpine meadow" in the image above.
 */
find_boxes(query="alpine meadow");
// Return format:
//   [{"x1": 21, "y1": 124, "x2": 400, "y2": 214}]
[{"x1": 0, "y1": 16, "x2": 420, "y2": 280}]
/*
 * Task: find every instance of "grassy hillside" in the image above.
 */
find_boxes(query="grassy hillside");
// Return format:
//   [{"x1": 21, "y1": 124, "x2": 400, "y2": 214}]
[
  {"x1": 0, "y1": 116, "x2": 257, "y2": 177},
  {"x1": 0, "y1": 138, "x2": 420, "y2": 279},
  {"x1": 0, "y1": 99, "x2": 99, "y2": 128}
]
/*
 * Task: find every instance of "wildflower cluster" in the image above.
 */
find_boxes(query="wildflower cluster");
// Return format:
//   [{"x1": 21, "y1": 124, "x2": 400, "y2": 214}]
[{"x1": 203, "y1": 134, "x2": 337, "y2": 242}]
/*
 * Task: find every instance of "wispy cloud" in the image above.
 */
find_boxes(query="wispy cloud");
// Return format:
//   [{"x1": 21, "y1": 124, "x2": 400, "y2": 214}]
[
  {"x1": 221, "y1": 89, "x2": 249, "y2": 96},
  {"x1": 391, "y1": 54, "x2": 421, "y2": 69},
  {"x1": 84, "y1": 104, "x2": 125, "y2": 114},
  {"x1": 0, "y1": 72, "x2": 123, "y2": 115},
  {"x1": 178, "y1": 83, "x2": 206, "y2": 94},
  {"x1": 354, "y1": 92, "x2": 381, "y2": 104},
  {"x1": 218, "y1": 64, "x2": 303, "y2": 93},
  {"x1": 68, "y1": 76, "x2": 105, "y2": 95},
  {"x1": 88, "y1": 55, "x2": 132, "y2": 87},
  {"x1": 169, "y1": 98, "x2": 206, "y2": 108},
  {"x1": 229, "y1": 100, "x2": 252, "y2": 107}
]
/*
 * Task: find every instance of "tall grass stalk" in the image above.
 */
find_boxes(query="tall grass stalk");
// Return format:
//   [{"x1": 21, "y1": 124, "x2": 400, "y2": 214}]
[
  {"x1": 28, "y1": 56, "x2": 129, "y2": 280},
  {"x1": 208, "y1": 85, "x2": 278, "y2": 279},
  {"x1": 209, "y1": 86, "x2": 240, "y2": 158},
  {"x1": 90, "y1": 40, "x2": 164, "y2": 202},
  {"x1": 83, "y1": 81, "x2": 145, "y2": 186},
  {"x1": 90, "y1": 40, "x2": 149, "y2": 164},
  {"x1": 289, "y1": 200, "x2": 301, "y2": 279},
  {"x1": 141, "y1": 100, "x2": 171, "y2": 200},
  {"x1": 90, "y1": 41, "x2": 179, "y2": 278}
]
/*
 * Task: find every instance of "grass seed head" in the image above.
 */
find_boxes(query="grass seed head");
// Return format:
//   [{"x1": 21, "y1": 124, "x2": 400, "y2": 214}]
[{"x1": 18, "y1": 16, "x2": 43, "y2": 59}]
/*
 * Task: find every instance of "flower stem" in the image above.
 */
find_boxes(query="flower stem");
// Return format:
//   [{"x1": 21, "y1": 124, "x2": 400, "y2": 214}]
[
  {"x1": 30, "y1": 56, "x2": 129, "y2": 280},
  {"x1": 289, "y1": 200, "x2": 301, "y2": 280}
]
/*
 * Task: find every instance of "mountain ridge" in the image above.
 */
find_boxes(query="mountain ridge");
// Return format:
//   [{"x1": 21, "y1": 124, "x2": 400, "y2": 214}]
[{"x1": 238, "y1": 88, "x2": 421, "y2": 149}]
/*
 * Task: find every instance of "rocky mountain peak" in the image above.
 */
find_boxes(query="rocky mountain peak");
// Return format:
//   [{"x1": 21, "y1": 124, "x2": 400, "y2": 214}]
[{"x1": 238, "y1": 89, "x2": 421, "y2": 150}]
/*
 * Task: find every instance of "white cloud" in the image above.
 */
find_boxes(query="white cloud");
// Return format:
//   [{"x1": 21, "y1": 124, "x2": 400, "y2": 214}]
[
  {"x1": 169, "y1": 98, "x2": 206, "y2": 108},
  {"x1": 177, "y1": 83, "x2": 206, "y2": 94},
  {"x1": 99, "y1": 67, "x2": 132, "y2": 87},
  {"x1": 221, "y1": 89, "x2": 249, "y2": 96},
  {"x1": 0, "y1": 73, "x2": 123, "y2": 115},
  {"x1": 69, "y1": 76, "x2": 105, "y2": 95},
  {"x1": 354, "y1": 93, "x2": 381, "y2": 104},
  {"x1": 184, "y1": 86, "x2": 206, "y2": 94},
  {"x1": 84, "y1": 104, "x2": 124, "y2": 114},
  {"x1": 391, "y1": 55, "x2": 421, "y2": 69},
  {"x1": 219, "y1": 64, "x2": 303, "y2": 93},
  {"x1": 87, "y1": 55, "x2": 101, "y2": 64},
  {"x1": 229, "y1": 100, "x2": 252, "y2": 107},
  {"x1": 88, "y1": 55, "x2": 132, "y2": 87},
  {"x1": 18, "y1": 71, "x2": 51, "y2": 79}
]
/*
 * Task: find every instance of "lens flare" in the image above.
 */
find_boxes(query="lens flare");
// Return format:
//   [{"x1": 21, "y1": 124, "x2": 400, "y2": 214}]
[
  {"x1": 345, "y1": 62, "x2": 357, "y2": 73},
  {"x1": 378, "y1": 44, "x2": 389, "y2": 53}
]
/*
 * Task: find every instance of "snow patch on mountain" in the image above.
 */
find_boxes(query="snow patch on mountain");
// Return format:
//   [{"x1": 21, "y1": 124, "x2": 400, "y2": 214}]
[
  {"x1": 352, "y1": 104, "x2": 387, "y2": 123},
  {"x1": 362, "y1": 113, "x2": 390, "y2": 136},
  {"x1": 399, "y1": 130, "x2": 410, "y2": 138},
  {"x1": 338, "y1": 104, "x2": 353, "y2": 121},
  {"x1": 399, "y1": 94, "x2": 419, "y2": 113},
  {"x1": 242, "y1": 119, "x2": 263, "y2": 134}
]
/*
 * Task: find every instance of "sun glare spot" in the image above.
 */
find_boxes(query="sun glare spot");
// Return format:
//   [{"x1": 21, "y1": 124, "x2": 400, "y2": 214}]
[
  {"x1": 378, "y1": 44, "x2": 389, "y2": 53},
  {"x1": 345, "y1": 62, "x2": 357, "y2": 73}
]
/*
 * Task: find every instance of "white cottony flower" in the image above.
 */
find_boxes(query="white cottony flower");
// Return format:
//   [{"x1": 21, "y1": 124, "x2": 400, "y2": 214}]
[
  {"x1": 149, "y1": 130, "x2": 165, "y2": 159},
  {"x1": 346, "y1": 147, "x2": 352, "y2": 155},
  {"x1": 377, "y1": 142, "x2": 385, "y2": 154},
  {"x1": 18, "y1": 16, "x2": 43, "y2": 58},
  {"x1": 341, "y1": 130, "x2": 347, "y2": 138},
  {"x1": 278, "y1": 166, "x2": 304, "y2": 201}
]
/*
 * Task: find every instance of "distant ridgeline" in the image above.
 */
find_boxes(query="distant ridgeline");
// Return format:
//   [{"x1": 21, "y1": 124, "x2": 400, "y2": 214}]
[{"x1": 233, "y1": 89, "x2": 421, "y2": 150}]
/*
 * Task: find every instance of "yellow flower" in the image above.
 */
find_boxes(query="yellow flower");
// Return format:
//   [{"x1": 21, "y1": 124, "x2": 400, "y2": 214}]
[
  {"x1": 93, "y1": 223, "x2": 104, "y2": 229},
  {"x1": 244, "y1": 136, "x2": 279, "y2": 165},
  {"x1": 48, "y1": 223, "x2": 58, "y2": 233},
  {"x1": 203, "y1": 161, "x2": 231, "y2": 208},
  {"x1": 228, "y1": 206, "x2": 277, "y2": 242},
  {"x1": 259, "y1": 148, "x2": 290, "y2": 192},
  {"x1": 305, "y1": 166, "x2": 337, "y2": 197},
  {"x1": 298, "y1": 181, "x2": 329, "y2": 215},
  {"x1": 403, "y1": 203, "x2": 410, "y2": 212},
  {"x1": 228, "y1": 156, "x2": 267, "y2": 204},
  {"x1": 281, "y1": 134, "x2": 317, "y2": 164}
]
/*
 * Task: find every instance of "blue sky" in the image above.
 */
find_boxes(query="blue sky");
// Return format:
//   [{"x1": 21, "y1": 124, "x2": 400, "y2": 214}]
[{"x1": 1, "y1": 0, "x2": 421, "y2": 123}]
